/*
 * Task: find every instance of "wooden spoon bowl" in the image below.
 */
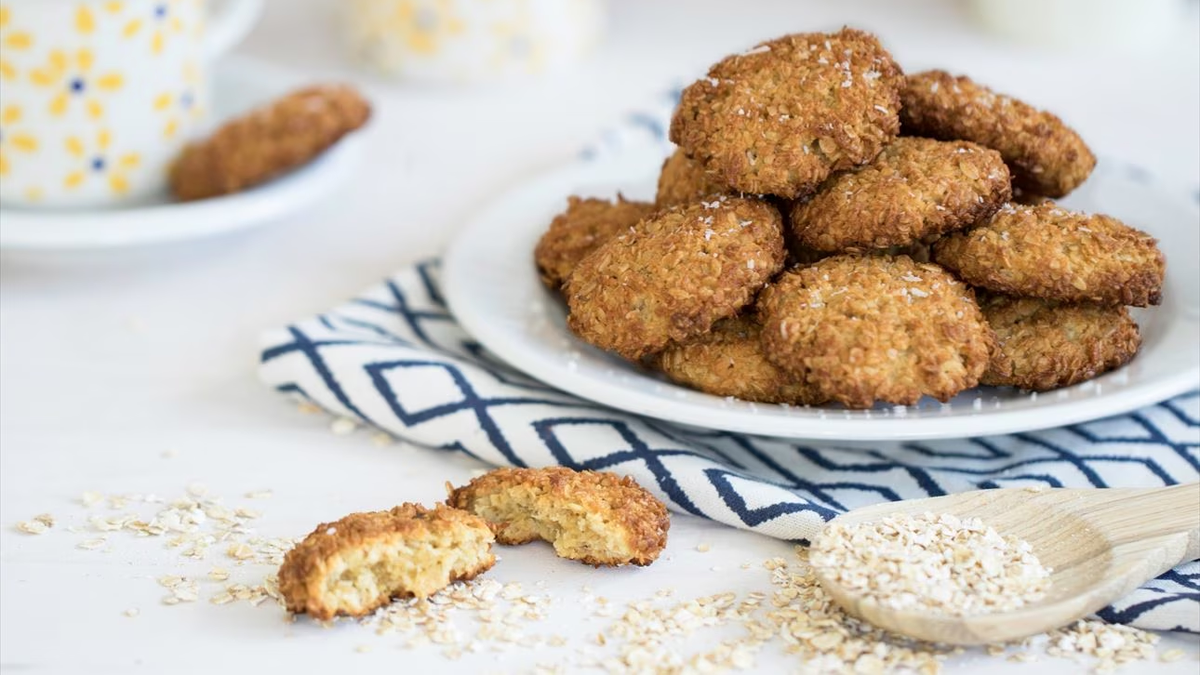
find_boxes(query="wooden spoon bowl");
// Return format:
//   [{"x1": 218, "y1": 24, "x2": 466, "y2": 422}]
[{"x1": 813, "y1": 483, "x2": 1200, "y2": 646}]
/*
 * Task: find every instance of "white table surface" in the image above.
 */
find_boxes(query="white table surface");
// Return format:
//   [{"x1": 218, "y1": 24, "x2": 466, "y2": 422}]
[{"x1": 2, "y1": 1, "x2": 1198, "y2": 673}]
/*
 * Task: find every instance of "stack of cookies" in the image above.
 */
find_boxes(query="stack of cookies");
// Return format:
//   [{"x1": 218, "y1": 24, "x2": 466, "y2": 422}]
[{"x1": 534, "y1": 28, "x2": 1164, "y2": 409}]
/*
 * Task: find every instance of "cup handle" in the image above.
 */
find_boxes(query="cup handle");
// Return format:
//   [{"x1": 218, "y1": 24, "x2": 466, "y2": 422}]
[{"x1": 204, "y1": 0, "x2": 264, "y2": 60}]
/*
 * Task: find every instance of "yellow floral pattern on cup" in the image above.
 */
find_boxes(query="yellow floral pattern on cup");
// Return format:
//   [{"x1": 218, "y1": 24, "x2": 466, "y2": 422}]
[
  {"x1": 0, "y1": 105, "x2": 39, "y2": 177},
  {"x1": 0, "y1": 5, "x2": 34, "y2": 82},
  {"x1": 0, "y1": 0, "x2": 223, "y2": 207},
  {"x1": 29, "y1": 47, "x2": 125, "y2": 119},
  {"x1": 153, "y1": 60, "x2": 204, "y2": 139},
  {"x1": 122, "y1": 0, "x2": 186, "y2": 55},
  {"x1": 63, "y1": 128, "x2": 140, "y2": 194},
  {"x1": 344, "y1": 0, "x2": 602, "y2": 84}
]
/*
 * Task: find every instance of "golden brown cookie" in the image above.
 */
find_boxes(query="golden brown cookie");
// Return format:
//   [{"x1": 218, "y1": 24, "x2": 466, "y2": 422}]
[
  {"x1": 565, "y1": 196, "x2": 785, "y2": 361},
  {"x1": 170, "y1": 84, "x2": 371, "y2": 201},
  {"x1": 933, "y1": 202, "x2": 1165, "y2": 307},
  {"x1": 900, "y1": 70, "x2": 1094, "y2": 198},
  {"x1": 789, "y1": 137, "x2": 1011, "y2": 252},
  {"x1": 655, "y1": 147, "x2": 730, "y2": 208},
  {"x1": 277, "y1": 503, "x2": 495, "y2": 620},
  {"x1": 447, "y1": 467, "x2": 669, "y2": 567},
  {"x1": 654, "y1": 315, "x2": 827, "y2": 405},
  {"x1": 670, "y1": 28, "x2": 905, "y2": 199},
  {"x1": 757, "y1": 255, "x2": 993, "y2": 408},
  {"x1": 534, "y1": 195, "x2": 657, "y2": 289},
  {"x1": 979, "y1": 294, "x2": 1141, "y2": 391}
]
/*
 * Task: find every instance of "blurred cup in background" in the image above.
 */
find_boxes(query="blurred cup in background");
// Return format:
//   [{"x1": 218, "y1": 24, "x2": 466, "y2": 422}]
[
  {"x1": 343, "y1": 0, "x2": 605, "y2": 85},
  {"x1": 967, "y1": 0, "x2": 1186, "y2": 52},
  {"x1": 0, "y1": 0, "x2": 262, "y2": 209}
]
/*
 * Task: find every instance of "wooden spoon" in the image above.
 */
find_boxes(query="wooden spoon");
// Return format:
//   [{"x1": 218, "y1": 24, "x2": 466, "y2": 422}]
[{"x1": 813, "y1": 483, "x2": 1200, "y2": 646}]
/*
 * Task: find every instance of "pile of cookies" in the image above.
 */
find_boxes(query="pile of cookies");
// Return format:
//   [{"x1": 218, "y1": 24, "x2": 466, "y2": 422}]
[{"x1": 534, "y1": 28, "x2": 1164, "y2": 409}]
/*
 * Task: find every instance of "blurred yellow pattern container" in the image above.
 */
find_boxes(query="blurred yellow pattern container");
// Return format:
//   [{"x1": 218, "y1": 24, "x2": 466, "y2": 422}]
[{"x1": 344, "y1": 0, "x2": 605, "y2": 84}]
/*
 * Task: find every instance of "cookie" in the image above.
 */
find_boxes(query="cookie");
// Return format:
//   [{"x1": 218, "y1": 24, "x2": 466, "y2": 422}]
[
  {"x1": 655, "y1": 147, "x2": 731, "y2": 208},
  {"x1": 654, "y1": 314, "x2": 827, "y2": 405},
  {"x1": 565, "y1": 196, "x2": 785, "y2": 360},
  {"x1": 447, "y1": 467, "x2": 669, "y2": 567},
  {"x1": 670, "y1": 28, "x2": 905, "y2": 199},
  {"x1": 534, "y1": 195, "x2": 657, "y2": 289},
  {"x1": 900, "y1": 70, "x2": 1094, "y2": 198},
  {"x1": 933, "y1": 202, "x2": 1165, "y2": 307},
  {"x1": 757, "y1": 255, "x2": 993, "y2": 408},
  {"x1": 170, "y1": 84, "x2": 371, "y2": 201},
  {"x1": 278, "y1": 503, "x2": 495, "y2": 620},
  {"x1": 979, "y1": 294, "x2": 1141, "y2": 391},
  {"x1": 789, "y1": 137, "x2": 1011, "y2": 251}
]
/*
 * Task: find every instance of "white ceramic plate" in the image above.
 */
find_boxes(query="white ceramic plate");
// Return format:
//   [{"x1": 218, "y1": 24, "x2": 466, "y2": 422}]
[
  {"x1": 0, "y1": 57, "x2": 361, "y2": 250},
  {"x1": 444, "y1": 145, "x2": 1200, "y2": 440}
]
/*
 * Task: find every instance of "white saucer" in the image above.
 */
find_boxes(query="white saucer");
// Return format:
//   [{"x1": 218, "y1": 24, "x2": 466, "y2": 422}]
[
  {"x1": 443, "y1": 145, "x2": 1200, "y2": 441},
  {"x1": 0, "y1": 57, "x2": 362, "y2": 250}
]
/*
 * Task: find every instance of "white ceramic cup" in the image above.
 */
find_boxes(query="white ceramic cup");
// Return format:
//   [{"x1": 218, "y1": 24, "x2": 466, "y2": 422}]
[
  {"x1": 968, "y1": 0, "x2": 1184, "y2": 52},
  {"x1": 343, "y1": 0, "x2": 605, "y2": 85},
  {"x1": 0, "y1": 0, "x2": 262, "y2": 209}
]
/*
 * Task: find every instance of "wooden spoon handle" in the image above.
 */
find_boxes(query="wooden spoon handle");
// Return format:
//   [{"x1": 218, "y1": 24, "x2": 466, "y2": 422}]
[{"x1": 1076, "y1": 482, "x2": 1200, "y2": 564}]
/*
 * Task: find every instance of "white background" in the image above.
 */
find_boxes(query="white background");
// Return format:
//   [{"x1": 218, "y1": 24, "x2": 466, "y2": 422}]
[{"x1": 2, "y1": 0, "x2": 1198, "y2": 672}]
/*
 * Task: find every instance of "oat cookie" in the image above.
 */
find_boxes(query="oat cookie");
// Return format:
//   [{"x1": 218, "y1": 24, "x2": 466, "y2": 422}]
[
  {"x1": 757, "y1": 255, "x2": 993, "y2": 408},
  {"x1": 448, "y1": 467, "x2": 669, "y2": 567},
  {"x1": 790, "y1": 137, "x2": 1011, "y2": 251},
  {"x1": 979, "y1": 294, "x2": 1141, "y2": 391},
  {"x1": 655, "y1": 147, "x2": 731, "y2": 208},
  {"x1": 654, "y1": 315, "x2": 827, "y2": 405},
  {"x1": 534, "y1": 195, "x2": 657, "y2": 289},
  {"x1": 565, "y1": 196, "x2": 785, "y2": 360},
  {"x1": 900, "y1": 70, "x2": 1094, "y2": 198},
  {"x1": 278, "y1": 503, "x2": 495, "y2": 620},
  {"x1": 670, "y1": 28, "x2": 905, "y2": 199},
  {"x1": 170, "y1": 84, "x2": 371, "y2": 201},
  {"x1": 933, "y1": 202, "x2": 1165, "y2": 307}
]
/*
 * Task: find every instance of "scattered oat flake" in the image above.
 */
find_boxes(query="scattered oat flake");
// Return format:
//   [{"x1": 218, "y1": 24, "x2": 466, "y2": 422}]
[
  {"x1": 81, "y1": 491, "x2": 104, "y2": 507},
  {"x1": 696, "y1": 543, "x2": 712, "y2": 552},
  {"x1": 208, "y1": 567, "x2": 231, "y2": 582},
  {"x1": 331, "y1": 417, "x2": 358, "y2": 435},
  {"x1": 77, "y1": 538, "x2": 107, "y2": 550},
  {"x1": 15, "y1": 519, "x2": 49, "y2": 535},
  {"x1": 123, "y1": 607, "x2": 140, "y2": 618},
  {"x1": 226, "y1": 542, "x2": 255, "y2": 560},
  {"x1": 1160, "y1": 649, "x2": 1186, "y2": 662},
  {"x1": 297, "y1": 401, "x2": 323, "y2": 414},
  {"x1": 244, "y1": 489, "x2": 273, "y2": 500}
]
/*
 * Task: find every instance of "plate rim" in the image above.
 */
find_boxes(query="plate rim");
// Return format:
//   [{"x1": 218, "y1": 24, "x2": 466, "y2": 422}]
[{"x1": 443, "y1": 148, "x2": 1200, "y2": 441}]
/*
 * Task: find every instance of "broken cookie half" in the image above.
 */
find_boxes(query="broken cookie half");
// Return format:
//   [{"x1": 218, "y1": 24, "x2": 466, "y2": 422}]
[
  {"x1": 278, "y1": 503, "x2": 495, "y2": 620},
  {"x1": 448, "y1": 467, "x2": 670, "y2": 567}
]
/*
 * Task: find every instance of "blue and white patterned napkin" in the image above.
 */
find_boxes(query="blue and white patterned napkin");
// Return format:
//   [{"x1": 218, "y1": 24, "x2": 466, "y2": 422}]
[{"x1": 260, "y1": 93, "x2": 1200, "y2": 633}]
